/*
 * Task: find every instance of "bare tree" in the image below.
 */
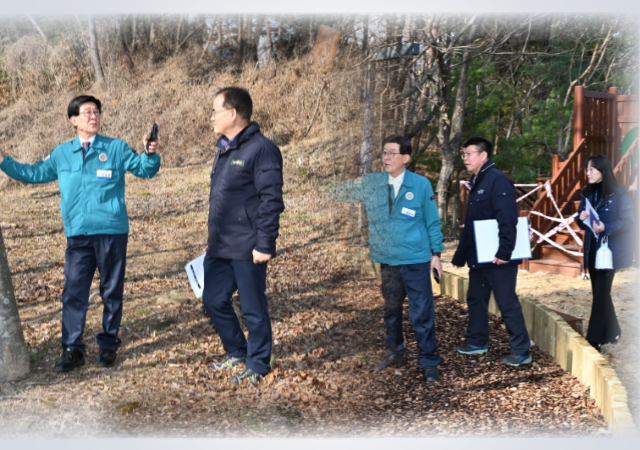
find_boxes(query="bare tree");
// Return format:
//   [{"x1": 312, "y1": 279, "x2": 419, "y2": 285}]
[
  {"x1": 88, "y1": 16, "x2": 104, "y2": 81},
  {"x1": 0, "y1": 227, "x2": 30, "y2": 382},
  {"x1": 26, "y1": 15, "x2": 48, "y2": 44}
]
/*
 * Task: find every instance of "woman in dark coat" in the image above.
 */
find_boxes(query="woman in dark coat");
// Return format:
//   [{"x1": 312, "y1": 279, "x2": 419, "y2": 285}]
[{"x1": 577, "y1": 154, "x2": 635, "y2": 352}]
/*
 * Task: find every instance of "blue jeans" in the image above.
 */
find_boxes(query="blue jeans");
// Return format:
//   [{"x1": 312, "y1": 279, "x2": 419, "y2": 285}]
[
  {"x1": 202, "y1": 255, "x2": 272, "y2": 375},
  {"x1": 380, "y1": 262, "x2": 440, "y2": 367}
]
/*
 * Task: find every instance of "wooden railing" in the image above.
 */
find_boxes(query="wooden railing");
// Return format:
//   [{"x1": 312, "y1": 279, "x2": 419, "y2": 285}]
[
  {"x1": 528, "y1": 138, "x2": 603, "y2": 248},
  {"x1": 614, "y1": 137, "x2": 638, "y2": 191}
]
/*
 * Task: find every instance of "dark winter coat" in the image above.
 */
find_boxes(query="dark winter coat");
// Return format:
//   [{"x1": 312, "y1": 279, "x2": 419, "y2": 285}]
[
  {"x1": 577, "y1": 183, "x2": 635, "y2": 270},
  {"x1": 452, "y1": 160, "x2": 521, "y2": 269},
  {"x1": 206, "y1": 122, "x2": 284, "y2": 260}
]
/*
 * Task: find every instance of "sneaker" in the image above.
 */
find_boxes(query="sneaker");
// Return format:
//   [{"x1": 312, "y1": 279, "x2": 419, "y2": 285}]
[
  {"x1": 502, "y1": 353, "x2": 532, "y2": 366},
  {"x1": 209, "y1": 354, "x2": 246, "y2": 370},
  {"x1": 423, "y1": 366, "x2": 439, "y2": 382},
  {"x1": 54, "y1": 348, "x2": 85, "y2": 373},
  {"x1": 230, "y1": 368, "x2": 264, "y2": 386},
  {"x1": 456, "y1": 343, "x2": 489, "y2": 355},
  {"x1": 372, "y1": 352, "x2": 405, "y2": 371},
  {"x1": 97, "y1": 349, "x2": 117, "y2": 368}
]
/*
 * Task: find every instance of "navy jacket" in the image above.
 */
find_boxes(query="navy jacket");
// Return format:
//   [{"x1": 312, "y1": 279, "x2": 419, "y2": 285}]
[
  {"x1": 207, "y1": 122, "x2": 284, "y2": 260},
  {"x1": 577, "y1": 183, "x2": 635, "y2": 270},
  {"x1": 452, "y1": 160, "x2": 521, "y2": 269}
]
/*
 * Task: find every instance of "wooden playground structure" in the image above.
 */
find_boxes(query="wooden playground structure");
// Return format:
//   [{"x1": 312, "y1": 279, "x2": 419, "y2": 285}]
[{"x1": 460, "y1": 86, "x2": 638, "y2": 277}]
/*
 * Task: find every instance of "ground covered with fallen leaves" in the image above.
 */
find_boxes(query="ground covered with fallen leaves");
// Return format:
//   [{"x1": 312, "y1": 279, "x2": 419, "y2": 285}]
[{"x1": 0, "y1": 140, "x2": 619, "y2": 437}]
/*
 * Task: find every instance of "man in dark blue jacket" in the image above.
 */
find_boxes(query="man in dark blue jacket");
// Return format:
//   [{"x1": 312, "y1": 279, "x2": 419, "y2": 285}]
[
  {"x1": 203, "y1": 87, "x2": 284, "y2": 386},
  {"x1": 451, "y1": 137, "x2": 531, "y2": 366}
]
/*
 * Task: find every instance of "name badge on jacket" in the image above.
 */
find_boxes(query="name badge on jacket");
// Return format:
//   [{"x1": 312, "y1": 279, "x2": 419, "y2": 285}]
[
  {"x1": 97, "y1": 170, "x2": 112, "y2": 179},
  {"x1": 401, "y1": 207, "x2": 416, "y2": 218}
]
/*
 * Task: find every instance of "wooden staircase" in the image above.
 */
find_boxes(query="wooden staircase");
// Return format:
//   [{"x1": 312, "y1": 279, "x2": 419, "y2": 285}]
[{"x1": 523, "y1": 86, "x2": 638, "y2": 276}]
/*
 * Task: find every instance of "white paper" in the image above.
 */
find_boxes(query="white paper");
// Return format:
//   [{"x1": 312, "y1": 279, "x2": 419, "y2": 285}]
[
  {"x1": 473, "y1": 216, "x2": 533, "y2": 263},
  {"x1": 185, "y1": 254, "x2": 206, "y2": 298},
  {"x1": 584, "y1": 198, "x2": 601, "y2": 239}
]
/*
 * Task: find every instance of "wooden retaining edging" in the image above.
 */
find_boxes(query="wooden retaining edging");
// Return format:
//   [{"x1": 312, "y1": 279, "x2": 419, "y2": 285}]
[{"x1": 434, "y1": 270, "x2": 637, "y2": 437}]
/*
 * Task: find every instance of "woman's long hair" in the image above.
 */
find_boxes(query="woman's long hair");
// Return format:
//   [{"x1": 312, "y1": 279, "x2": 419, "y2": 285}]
[{"x1": 585, "y1": 154, "x2": 623, "y2": 197}]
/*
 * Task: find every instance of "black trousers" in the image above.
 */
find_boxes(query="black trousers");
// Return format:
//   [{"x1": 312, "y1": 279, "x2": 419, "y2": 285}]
[
  {"x1": 202, "y1": 255, "x2": 272, "y2": 375},
  {"x1": 466, "y1": 264, "x2": 530, "y2": 356},
  {"x1": 61, "y1": 234, "x2": 128, "y2": 353},
  {"x1": 586, "y1": 236, "x2": 621, "y2": 345}
]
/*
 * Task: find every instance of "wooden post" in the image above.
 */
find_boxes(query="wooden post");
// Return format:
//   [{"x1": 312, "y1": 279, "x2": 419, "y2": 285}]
[
  {"x1": 574, "y1": 86, "x2": 585, "y2": 153},
  {"x1": 609, "y1": 87, "x2": 620, "y2": 167}
]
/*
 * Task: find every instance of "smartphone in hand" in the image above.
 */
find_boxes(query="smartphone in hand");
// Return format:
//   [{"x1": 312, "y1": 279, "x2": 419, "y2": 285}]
[{"x1": 432, "y1": 267, "x2": 440, "y2": 284}]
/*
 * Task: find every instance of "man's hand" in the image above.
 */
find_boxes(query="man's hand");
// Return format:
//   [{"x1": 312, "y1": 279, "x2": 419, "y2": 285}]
[
  {"x1": 143, "y1": 135, "x2": 159, "y2": 155},
  {"x1": 579, "y1": 210, "x2": 589, "y2": 221},
  {"x1": 593, "y1": 220, "x2": 605, "y2": 234},
  {"x1": 253, "y1": 249, "x2": 271, "y2": 264},
  {"x1": 431, "y1": 255, "x2": 442, "y2": 278},
  {"x1": 493, "y1": 257, "x2": 509, "y2": 265}
]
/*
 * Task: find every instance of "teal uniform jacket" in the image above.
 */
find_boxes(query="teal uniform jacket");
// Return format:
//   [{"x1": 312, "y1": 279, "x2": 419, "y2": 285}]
[
  {"x1": 0, "y1": 134, "x2": 161, "y2": 237},
  {"x1": 335, "y1": 170, "x2": 444, "y2": 265}
]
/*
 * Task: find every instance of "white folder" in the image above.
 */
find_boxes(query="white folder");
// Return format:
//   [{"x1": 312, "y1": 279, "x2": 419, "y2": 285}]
[
  {"x1": 185, "y1": 254, "x2": 206, "y2": 298},
  {"x1": 473, "y1": 216, "x2": 533, "y2": 263}
]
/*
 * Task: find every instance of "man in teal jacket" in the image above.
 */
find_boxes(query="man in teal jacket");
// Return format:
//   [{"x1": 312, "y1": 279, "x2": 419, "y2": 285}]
[
  {"x1": 334, "y1": 135, "x2": 444, "y2": 382},
  {"x1": 0, "y1": 95, "x2": 160, "y2": 372}
]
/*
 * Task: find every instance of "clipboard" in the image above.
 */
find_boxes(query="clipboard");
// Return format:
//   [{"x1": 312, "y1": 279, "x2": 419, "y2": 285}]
[{"x1": 473, "y1": 216, "x2": 533, "y2": 263}]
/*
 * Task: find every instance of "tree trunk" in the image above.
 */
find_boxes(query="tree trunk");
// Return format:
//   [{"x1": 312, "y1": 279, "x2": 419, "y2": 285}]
[
  {"x1": 264, "y1": 17, "x2": 273, "y2": 59},
  {"x1": 0, "y1": 227, "x2": 30, "y2": 382},
  {"x1": 360, "y1": 62, "x2": 376, "y2": 176},
  {"x1": 148, "y1": 17, "x2": 157, "y2": 67},
  {"x1": 26, "y1": 15, "x2": 48, "y2": 44},
  {"x1": 116, "y1": 18, "x2": 134, "y2": 72},
  {"x1": 435, "y1": 18, "x2": 479, "y2": 222},
  {"x1": 88, "y1": 16, "x2": 104, "y2": 82}
]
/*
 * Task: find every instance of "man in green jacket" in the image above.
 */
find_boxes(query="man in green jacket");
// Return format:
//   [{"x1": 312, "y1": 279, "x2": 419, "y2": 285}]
[
  {"x1": 334, "y1": 135, "x2": 444, "y2": 382},
  {"x1": 0, "y1": 95, "x2": 161, "y2": 372}
]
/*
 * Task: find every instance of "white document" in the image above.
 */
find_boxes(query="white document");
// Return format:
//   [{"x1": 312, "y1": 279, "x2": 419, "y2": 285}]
[
  {"x1": 185, "y1": 254, "x2": 206, "y2": 298},
  {"x1": 473, "y1": 216, "x2": 533, "y2": 263},
  {"x1": 584, "y1": 198, "x2": 601, "y2": 239}
]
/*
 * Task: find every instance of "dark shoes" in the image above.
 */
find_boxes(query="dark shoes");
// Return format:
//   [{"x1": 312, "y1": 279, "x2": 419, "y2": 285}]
[
  {"x1": 209, "y1": 354, "x2": 247, "y2": 370},
  {"x1": 97, "y1": 349, "x2": 118, "y2": 368},
  {"x1": 423, "y1": 366, "x2": 439, "y2": 382},
  {"x1": 230, "y1": 368, "x2": 264, "y2": 386},
  {"x1": 54, "y1": 348, "x2": 85, "y2": 373},
  {"x1": 372, "y1": 352, "x2": 405, "y2": 371},
  {"x1": 502, "y1": 353, "x2": 532, "y2": 366},
  {"x1": 456, "y1": 343, "x2": 489, "y2": 355}
]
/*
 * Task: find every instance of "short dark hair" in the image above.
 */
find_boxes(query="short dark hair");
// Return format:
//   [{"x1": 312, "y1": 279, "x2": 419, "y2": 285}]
[
  {"x1": 215, "y1": 87, "x2": 252, "y2": 121},
  {"x1": 383, "y1": 135, "x2": 412, "y2": 156},
  {"x1": 462, "y1": 136, "x2": 493, "y2": 159},
  {"x1": 68, "y1": 95, "x2": 101, "y2": 118},
  {"x1": 584, "y1": 154, "x2": 622, "y2": 197}
]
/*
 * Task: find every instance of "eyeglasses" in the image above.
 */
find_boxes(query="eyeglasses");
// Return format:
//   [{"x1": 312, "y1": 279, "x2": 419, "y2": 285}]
[
  {"x1": 79, "y1": 110, "x2": 101, "y2": 118},
  {"x1": 381, "y1": 151, "x2": 401, "y2": 158},
  {"x1": 211, "y1": 108, "x2": 232, "y2": 119},
  {"x1": 461, "y1": 150, "x2": 481, "y2": 160}
]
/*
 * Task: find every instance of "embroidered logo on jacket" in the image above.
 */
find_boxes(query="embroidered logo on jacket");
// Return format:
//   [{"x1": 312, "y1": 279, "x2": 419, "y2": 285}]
[
  {"x1": 99, "y1": 153, "x2": 108, "y2": 162},
  {"x1": 230, "y1": 159, "x2": 246, "y2": 167},
  {"x1": 405, "y1": 192, "x2": 414, "y2": 200}
]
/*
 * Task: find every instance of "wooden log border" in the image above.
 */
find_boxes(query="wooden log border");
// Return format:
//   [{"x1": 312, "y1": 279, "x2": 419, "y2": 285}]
[{"x1": 434, "y1": 270, "x2": 637, "y2": 437}]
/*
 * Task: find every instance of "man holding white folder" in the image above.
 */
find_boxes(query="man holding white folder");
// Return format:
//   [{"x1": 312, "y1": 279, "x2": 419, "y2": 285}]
[{"x1": 451, "y1": 137, "x2": 531, "y2": 366}]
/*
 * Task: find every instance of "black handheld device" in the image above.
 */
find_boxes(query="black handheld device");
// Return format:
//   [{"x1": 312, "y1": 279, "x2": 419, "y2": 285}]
[
  {"x1": 145, "y1": 123, "x2": 159, "y2": 154},
  {"x1": 432, "y1": 267, "x2": 440, "y2": 284}
]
